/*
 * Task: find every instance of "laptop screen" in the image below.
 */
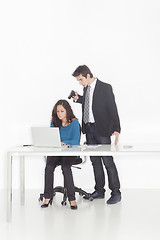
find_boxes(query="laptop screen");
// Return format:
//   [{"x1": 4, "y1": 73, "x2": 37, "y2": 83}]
[{"x1": 31, "y1": 127, "x2": 61, "y2": 148}]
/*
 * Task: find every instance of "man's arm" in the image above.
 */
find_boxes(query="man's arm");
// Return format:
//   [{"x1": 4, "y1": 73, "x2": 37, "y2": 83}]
[
  {"x1": 105, "y1": 84, "x2": 120, "y2": 145},
  {"x1": 107, "y1": 85, "x2": 121, "y2": 134},
  {"x1": 73, "y1": 92, "x2": 83, "y2": 104}
]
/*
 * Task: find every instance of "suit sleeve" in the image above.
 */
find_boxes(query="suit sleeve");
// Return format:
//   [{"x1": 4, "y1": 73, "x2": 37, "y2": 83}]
[
  {"x1": 75, "y1": 87, "x2": 86, "y2": 104},
  {"x1": 76, "y1": 94, "x2": 83, "y2": 104},
  {"x1": 107, "y1": 85, "x2": 121, "y2": 133}
]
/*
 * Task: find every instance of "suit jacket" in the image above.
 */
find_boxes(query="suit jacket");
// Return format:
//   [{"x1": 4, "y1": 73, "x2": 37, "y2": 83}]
[{"x1": 76, "y1": 79, "x2": 121, "y2": 137}]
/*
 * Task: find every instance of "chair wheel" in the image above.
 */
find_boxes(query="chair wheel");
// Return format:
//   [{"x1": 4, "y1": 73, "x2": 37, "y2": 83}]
[
  {"x1": 38, "y1": 194, "x2": 44, "y2": 202},
  {"x1": 89, "y1": 197, "x2": 94, "y2": 201},
  {"x1": 61, "y1": 201, "x2": 67, "y2": 206}
]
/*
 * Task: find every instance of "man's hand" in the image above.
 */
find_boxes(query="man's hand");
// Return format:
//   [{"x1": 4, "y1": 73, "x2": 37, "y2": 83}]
[
  {"x1": 112, "y1": 131, "x2": 119, "y2": 145},
  {"x1": 73, "y1": 92, "x2": 79, "y2": 101}
]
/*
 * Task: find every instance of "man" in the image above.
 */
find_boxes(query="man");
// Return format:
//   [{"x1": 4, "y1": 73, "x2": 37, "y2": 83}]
[{"x1": 72, "y1": 65, "x2": 121, "y2": 204}]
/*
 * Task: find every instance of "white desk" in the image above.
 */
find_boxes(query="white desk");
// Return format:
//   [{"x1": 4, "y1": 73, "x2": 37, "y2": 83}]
[{"x1": 7, "y1": 144, "x2": 160, "y2": 222}]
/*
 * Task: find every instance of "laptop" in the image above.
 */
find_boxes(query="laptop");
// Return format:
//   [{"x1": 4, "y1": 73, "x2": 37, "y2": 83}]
[{"x1": 31, "y1": 127, "x2": 61, "y2": 148}]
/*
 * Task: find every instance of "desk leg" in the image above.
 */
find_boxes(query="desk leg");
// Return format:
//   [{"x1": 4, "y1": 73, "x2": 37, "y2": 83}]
[
  {"x1": 20, "y1": 156, "x2": 25, "y2": 205},
  {"x1": 84, "y1": 156, "x2": 87, "y2": 163},
  {"x1": 7, "y1": 154, "x2": 12, "y2": 222}
]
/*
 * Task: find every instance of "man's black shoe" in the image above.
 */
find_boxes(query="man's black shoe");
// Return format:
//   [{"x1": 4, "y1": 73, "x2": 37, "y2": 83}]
[
  {"x1": 107, "y1": 194, "x2": 121, "y2": 204},
  {"x1": 83, "y1": 191, "x2": 105, "y2": 200}
]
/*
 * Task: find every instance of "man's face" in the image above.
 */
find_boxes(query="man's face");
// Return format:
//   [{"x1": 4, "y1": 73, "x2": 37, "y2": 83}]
[{"x1": 76, "y1": 74, "x2": 90, "y2": 87}]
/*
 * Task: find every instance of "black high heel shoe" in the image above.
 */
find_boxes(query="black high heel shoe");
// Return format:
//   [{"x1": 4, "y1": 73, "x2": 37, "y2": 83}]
[
  {"x1": 41, "y1": 198, "x2": 53, "y2": 208},
  {"x1": 70, "y1": 201, "x2": 78, "y2": 210}
]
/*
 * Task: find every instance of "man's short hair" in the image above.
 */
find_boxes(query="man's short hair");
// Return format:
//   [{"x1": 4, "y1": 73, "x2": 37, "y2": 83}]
[{"x1": 72, "y1": 65, "x2": 93, "y2": 78}]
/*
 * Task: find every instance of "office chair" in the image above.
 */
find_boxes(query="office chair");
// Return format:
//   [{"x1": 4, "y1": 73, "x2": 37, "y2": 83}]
[{"x1": 38, "y1": 156, "x2": 92, "y2": 206}]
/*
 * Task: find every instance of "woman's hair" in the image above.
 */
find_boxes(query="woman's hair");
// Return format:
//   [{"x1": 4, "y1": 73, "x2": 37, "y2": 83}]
[{"x1": 51, "y1": 99, "x2": 76, "y2": 127}]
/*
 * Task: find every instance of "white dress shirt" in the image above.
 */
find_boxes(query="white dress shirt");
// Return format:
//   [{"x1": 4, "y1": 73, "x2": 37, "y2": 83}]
[{"x1": 88, "y1": 78, "x2": 97, "y2": 123}]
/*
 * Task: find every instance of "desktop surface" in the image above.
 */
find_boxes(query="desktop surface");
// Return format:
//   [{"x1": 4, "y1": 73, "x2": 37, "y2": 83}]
[{"x1": 8, "y1": 144, "x2": 160, "y2": 157}]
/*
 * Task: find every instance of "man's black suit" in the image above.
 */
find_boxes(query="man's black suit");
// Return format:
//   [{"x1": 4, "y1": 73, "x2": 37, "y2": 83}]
[
  {"x1": 77, "y1": 79, "x2": 121, "y2": 196},
  {"x1": 77, "y1": 79, "x2": 121, "y2": 136}
]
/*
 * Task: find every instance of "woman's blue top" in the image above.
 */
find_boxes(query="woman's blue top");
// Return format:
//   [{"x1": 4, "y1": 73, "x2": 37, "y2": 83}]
[{"x1": 50, "y1": 118, "x2": 80, "y2": 145}]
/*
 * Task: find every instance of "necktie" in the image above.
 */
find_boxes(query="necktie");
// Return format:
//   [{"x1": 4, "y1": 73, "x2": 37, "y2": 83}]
[{"x1": 83, "y1": 85, "x2": 91, "y2": 124}]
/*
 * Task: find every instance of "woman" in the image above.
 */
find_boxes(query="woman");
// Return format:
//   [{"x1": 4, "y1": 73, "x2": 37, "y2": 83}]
[{"x1": 41, "y1": 100, "x2": 80, "y2": 210}]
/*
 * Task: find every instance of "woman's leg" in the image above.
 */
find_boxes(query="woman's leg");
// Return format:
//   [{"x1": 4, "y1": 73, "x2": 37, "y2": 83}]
[
  {"x1": 61, "y1": 156, "x2": 76, "y2": 202},
  {"x1": 44, "y1": 156, "x2": 60, "y2": 199}
]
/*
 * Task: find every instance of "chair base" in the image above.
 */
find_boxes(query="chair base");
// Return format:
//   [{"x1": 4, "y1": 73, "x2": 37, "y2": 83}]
[{"x1": 39, "y1": 186, "x2": 91, "y2": 206}]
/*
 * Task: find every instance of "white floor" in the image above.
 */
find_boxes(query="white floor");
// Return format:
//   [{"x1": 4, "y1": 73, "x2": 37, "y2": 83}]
[{"x1": 0, "y1": 189, "x2": 160, "y2": 240}]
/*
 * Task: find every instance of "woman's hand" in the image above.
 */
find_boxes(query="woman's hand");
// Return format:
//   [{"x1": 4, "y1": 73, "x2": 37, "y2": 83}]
[{"x1": 61, "y1": 142, "x2": 66, "y2": 146}]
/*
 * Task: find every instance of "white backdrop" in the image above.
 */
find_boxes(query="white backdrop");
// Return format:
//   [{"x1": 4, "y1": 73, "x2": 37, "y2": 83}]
[{"x1": 0, "y1": 0, "x2": 160, "y2": 190}]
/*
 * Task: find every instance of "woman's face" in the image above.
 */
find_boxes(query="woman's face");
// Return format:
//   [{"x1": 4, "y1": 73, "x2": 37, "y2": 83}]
[{"x1": 56, "y1": 105, "x2": 67, "y2": 121}]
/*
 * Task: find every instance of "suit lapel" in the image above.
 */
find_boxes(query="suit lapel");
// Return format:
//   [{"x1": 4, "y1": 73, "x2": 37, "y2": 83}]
[{"x1": 92, "y1": 79, "x2": 99, "y2": 108}]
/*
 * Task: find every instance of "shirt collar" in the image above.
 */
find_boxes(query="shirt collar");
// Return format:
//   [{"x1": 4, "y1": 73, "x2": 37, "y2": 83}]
[{"x1": 89, "y1": 78, "x2": 97, "y2": 89}]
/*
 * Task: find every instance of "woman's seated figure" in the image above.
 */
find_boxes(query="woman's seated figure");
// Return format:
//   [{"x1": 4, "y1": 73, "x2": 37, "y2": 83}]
[{"x1": 41, "y1": 99, "x2": 80, "y2": 210}]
